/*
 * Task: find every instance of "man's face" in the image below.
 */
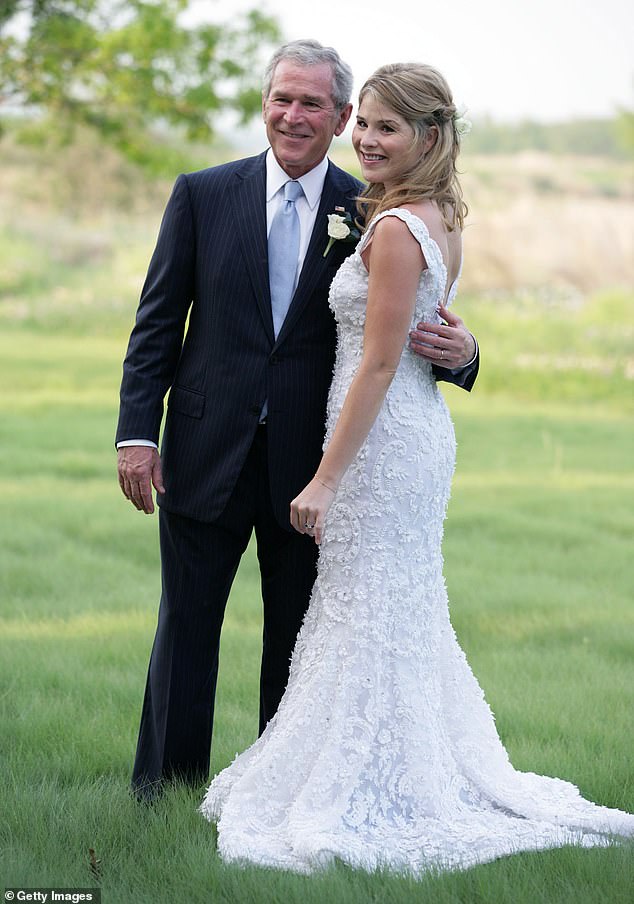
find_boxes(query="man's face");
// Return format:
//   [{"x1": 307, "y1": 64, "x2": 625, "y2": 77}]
[{"x1": 262, "y1": 60, "x2": 352, "y2": 179}]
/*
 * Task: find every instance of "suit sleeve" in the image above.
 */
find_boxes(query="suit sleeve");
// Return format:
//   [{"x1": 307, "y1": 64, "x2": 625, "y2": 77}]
[
  {"x1": 116, "y1": 174, "x2": 196, "y2": 445},
  {"x1": 432, "y1": 344, "x2": 479, "y2": 391}
]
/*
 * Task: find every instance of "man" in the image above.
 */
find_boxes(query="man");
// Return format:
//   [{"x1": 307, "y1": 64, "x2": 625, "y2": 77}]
[{"x1": 117, "y1": 40, "x2": 479, "y2": 799}]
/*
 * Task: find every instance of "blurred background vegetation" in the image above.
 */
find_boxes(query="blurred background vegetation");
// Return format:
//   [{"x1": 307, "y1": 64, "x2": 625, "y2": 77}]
[{"x1": 1, "y1": 1, "x2": 632, "y2": 409}]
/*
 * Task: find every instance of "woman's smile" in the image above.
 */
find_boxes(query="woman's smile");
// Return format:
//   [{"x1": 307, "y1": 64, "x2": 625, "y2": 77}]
[{"x1": 352, "y1": 95, "x2": 418, "y2": 189}]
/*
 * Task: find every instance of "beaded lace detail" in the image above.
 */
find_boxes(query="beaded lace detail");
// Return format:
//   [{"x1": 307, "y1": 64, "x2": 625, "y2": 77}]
[{"x1": 201, "y1": 209, "x2": 634, "y2": 873}]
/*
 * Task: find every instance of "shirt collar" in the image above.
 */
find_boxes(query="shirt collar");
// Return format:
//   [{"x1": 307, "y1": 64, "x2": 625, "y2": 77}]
[{"x1": 265, "y1": 150, "x2": 329, "y2": 210}]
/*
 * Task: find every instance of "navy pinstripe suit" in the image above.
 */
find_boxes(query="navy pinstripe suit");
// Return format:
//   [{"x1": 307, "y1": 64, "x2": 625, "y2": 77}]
[{"x1": 117, "y1": 151, "x2": 478, "y2": 794}]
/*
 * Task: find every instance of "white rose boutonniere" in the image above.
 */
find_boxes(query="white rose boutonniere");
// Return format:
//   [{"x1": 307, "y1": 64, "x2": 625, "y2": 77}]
[
  {"x1": 327, "y1": 214, "x2": 350, "y2": 240},
  {"x1": 323, "y1": 208, "x2": 361, "y2": 257}
]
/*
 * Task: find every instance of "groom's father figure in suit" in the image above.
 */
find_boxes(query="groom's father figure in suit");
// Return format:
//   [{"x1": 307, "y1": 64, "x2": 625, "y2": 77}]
[{"x1": 117, "y1": 40, "x2": 479, "y2": 798}]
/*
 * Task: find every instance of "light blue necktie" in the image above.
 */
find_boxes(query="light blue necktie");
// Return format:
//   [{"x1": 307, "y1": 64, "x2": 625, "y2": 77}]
[{"x1": 268, "y1": 180, "x2": 303, "y2": 338}]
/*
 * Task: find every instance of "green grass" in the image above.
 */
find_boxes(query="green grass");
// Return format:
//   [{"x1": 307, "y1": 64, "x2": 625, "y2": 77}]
[
  {"x1": 452, "y1": 288, "x2": 634, "y2": 408},
  {"x1": 0, "y1": 324, "x2": 632, "y2": 903}
]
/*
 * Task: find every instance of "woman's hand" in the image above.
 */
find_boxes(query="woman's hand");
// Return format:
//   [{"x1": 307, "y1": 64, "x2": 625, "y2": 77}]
[{"x1": 290, "y1": 477, "x2": 337, "y2": 545}]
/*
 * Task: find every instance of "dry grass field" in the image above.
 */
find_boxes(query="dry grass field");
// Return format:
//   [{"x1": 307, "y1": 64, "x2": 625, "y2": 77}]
[
  {"x1": 332, "y1": 142, "x2": 634, "y2": 295},
  {"x1": 1, "y1": 132, "x2": 632, "y2": 329}
]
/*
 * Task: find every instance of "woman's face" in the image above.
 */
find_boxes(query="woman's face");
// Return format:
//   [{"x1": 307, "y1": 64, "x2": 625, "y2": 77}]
[
  {"x1": 352, "y1": 94, "x2": 420, "y2": 190},
  {"x1": 352, "y1": 93, "x2": 437, "y2": 190}
]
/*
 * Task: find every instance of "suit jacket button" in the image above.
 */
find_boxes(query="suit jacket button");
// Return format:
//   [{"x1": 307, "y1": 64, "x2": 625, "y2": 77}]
[
  {"x1": 269, "y1": 354, "x2": 279, "y2": 365},
  {"x1": 249, "y1": 404, "x2": 261, "y2": 414}
]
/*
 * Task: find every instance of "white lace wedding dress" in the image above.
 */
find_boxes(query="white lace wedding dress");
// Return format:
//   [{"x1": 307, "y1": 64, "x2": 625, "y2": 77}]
[{"x1": 201, "y1": 209, "x2": 634, "y2": 873}]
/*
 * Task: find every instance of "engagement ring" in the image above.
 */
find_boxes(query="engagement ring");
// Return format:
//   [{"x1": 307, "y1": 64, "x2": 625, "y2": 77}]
[{"x1": 304, "y1": 522, "x2": 315, "y2": 529}]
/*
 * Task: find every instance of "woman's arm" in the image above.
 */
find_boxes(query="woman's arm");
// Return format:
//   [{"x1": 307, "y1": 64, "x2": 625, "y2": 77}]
[{"x1": 290, "y1": 215, "x2": 425, "y2": 543}]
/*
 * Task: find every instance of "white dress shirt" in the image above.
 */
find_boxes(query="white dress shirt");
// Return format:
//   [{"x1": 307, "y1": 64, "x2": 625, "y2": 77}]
[{"x1": 265, "y1": 150, "x2": 328, "y2": 291}]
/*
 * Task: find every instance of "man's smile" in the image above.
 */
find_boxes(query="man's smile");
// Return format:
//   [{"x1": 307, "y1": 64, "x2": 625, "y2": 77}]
[{"x1": 278, "y1": 128, "x2": 312, "y2": 140}]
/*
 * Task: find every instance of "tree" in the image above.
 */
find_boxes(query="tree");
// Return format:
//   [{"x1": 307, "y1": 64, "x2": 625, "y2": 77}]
[{"x1": 0, "y1": 0, "x2": 281, "y2": 171}]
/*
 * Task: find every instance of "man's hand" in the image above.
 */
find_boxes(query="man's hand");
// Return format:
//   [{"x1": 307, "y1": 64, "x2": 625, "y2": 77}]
[
  {"x1": 409, "y1": 304, "x2": 476, "y2": 369},
  {"x1": 118, "y1": 446, "x2": 165, "y2": 514}
]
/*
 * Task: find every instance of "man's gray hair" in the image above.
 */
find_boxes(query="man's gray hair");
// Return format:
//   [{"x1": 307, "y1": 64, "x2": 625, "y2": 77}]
[{"x1": 263, "y1": 39, "x2": 354, "y2": 111}]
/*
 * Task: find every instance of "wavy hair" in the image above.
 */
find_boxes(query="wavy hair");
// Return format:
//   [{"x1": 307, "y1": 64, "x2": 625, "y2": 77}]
[
  {"x1": 263, "y1": 40, "x2": 354, "y2": 112},
  {"x1": 357, "y1": 63, "x2": 468, "y2": 231}
]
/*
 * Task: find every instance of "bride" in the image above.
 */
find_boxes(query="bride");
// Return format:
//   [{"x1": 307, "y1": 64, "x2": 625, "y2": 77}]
[{"x1": 200, "y1": 62, "x2": 634, "y2": 873}]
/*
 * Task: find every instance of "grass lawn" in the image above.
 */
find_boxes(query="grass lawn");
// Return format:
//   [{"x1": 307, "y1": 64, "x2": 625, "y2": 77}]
[{"x1": 1, "y1": 321, "x2": 633, "y2": 903}]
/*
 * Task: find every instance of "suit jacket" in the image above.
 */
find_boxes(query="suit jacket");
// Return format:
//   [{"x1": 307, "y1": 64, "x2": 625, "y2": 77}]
[{"x1": 116, "y1": 151, "x2": 478, "y2": 528}]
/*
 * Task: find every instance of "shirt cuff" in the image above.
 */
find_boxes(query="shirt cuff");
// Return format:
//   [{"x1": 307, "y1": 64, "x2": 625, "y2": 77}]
[{"x1": 116, "y1": 439, "x2": 158, "y2": 449}]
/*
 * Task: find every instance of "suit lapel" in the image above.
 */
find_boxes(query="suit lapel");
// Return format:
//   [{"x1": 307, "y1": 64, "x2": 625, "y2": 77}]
[
  {"x1": 232, "y1": 153, "x2": 275, "y2": 345},
  {"x1": 274, "y1": 163, "x2": 358, "y2": 348}
]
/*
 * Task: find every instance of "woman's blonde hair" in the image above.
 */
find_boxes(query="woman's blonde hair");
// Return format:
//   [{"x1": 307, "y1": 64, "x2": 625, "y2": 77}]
[{"x1": 357, "y1": 63, "x2": 468, "y2": 231}]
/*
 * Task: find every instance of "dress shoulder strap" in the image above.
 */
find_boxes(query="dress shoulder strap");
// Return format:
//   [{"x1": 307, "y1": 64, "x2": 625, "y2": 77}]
[{"x1": 358, "y1": 208, "x2": 446, "y2": 279}]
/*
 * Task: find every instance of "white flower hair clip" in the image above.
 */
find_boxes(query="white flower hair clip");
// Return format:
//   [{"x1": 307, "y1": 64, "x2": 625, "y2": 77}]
[{"x1": 453, "y1": 105, "x2": 472, "y2": 137}]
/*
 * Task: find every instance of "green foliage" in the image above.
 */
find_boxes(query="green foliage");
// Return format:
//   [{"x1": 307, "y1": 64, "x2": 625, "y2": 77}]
[
  {"x1": 614, "y1": 108, "x2": 634, "y2": 156},
  {"x1": 0, "y1": 0, "x2": 281, "y2": 173},
  {"x1": 467, "y1": 113, "x2": 634, "y2": 158}
]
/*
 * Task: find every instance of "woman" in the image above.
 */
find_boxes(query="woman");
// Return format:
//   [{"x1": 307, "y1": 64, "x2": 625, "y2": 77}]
[{"x1": 201, "y1": 63, "x2": 634, "y2": 873}]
